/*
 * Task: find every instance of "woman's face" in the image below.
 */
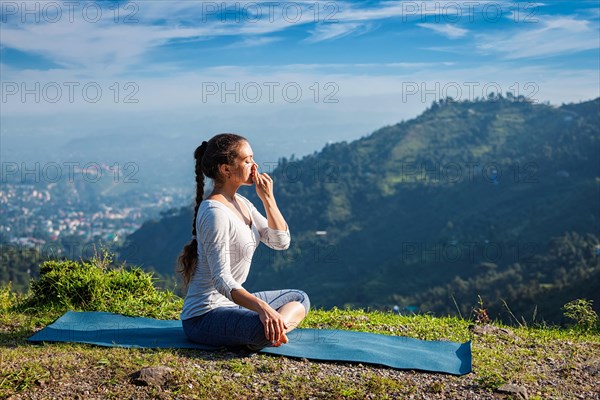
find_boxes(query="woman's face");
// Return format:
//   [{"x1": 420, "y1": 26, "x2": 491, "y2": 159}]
[{"x1": 230, "y1": 140, "x2": 257, "y2": 186}]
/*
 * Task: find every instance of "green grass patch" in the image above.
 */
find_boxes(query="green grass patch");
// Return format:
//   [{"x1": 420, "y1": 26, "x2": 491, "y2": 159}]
[
  {"x1": 10, "y1": 248, "x2": 182, "y2": 320},
  {"x1": 1, "y1": 252, "x2": 599, "y2": 399}
]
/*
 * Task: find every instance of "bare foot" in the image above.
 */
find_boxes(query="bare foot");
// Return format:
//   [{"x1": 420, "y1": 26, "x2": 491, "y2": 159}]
[{"x1": 273, "y1": 332, "x2": 289, "y2": 347}]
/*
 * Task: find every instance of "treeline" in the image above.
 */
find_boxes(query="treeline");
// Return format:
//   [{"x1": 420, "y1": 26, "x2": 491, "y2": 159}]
[
  {"x1": 398, "y1": 232, "x2": 600, "y2": 325},
  {"x1": 0, "y1": 245, "x2": 40, "y2": 293}
]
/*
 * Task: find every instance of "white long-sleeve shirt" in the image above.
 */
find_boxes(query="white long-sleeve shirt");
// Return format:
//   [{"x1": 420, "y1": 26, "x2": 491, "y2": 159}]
[{"x1": 179, "y1": 193, "x2": 291, "y2": 321}]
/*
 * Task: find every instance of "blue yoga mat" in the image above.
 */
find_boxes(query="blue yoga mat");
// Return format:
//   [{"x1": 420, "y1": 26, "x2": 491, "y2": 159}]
[{"x1": 27, "y1": 311, "x2": 472, "y2": 375}]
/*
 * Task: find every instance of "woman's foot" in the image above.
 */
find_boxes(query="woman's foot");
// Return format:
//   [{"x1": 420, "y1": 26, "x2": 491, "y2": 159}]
[
  {"x1": 246, "y1": 343, "x2": 265, "y2": 352},
  {"x1": 272, "y1": 332, "x2": 289, "y2": 347},
  {"x1": 246, "y1": 332, "x2": 289, "y2": 351}
]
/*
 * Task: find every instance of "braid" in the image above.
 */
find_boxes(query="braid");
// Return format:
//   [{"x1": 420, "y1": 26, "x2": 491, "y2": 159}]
[
  {"x1": 191, "y1": 141, "x2": 207, "y2": 242},
  {"x1": 176, "y1": 134, "x2": 246, "y2": 292},
  {"x1": 176, "y1": 141, "x2": 208, "y2": 291}
]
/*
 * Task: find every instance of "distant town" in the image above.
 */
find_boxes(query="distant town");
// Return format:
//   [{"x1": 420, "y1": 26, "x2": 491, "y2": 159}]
[{"x1": 0, "y1": 178, "x2": 192, "y2": 256}]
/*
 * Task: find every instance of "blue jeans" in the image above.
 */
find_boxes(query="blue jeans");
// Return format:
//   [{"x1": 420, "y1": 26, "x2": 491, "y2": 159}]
[{"x1": 181, "y1": 289, "x2": 310, "y2": 351}]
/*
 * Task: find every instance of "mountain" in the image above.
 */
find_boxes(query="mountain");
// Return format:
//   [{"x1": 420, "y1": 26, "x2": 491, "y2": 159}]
[{"x1": 117, "y1": 95, "x2": 600, "y2": 323}]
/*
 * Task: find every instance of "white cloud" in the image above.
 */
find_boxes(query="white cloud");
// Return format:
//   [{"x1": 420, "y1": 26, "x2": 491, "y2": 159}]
[
  {"x1": 225, "y1": 36, "x2": 284, "y2": 48},
  {"x1": 1, "y1": 2, "x2": 598, "y2": 119},
  {"x1": 417, "y1": 23, "x2": 468, "y2": 39},
  {"x1": 0, "y1": 2, "x2": 315, "y2": 74},
  {"x1": 2, "y1": 60, "x2": 598, "y2": 164},
  {"x1": 476, "y1": 16, "x2": 599, "y2": 59},
  {"x1": 0, "y1": 0, "x2": 521, "y2": 75},
  {"x1": 2, "y1": 60, "x2": 597, "y2": 113},
  {"x1": 303, "y1": 22, "x2": 373, "y2": 43},
  {"x1": 544, "y1": 17, "x2": 590, "y2": 31},
  {"x1": 334, "y1": 0, "x2": 512, "y2": 21}
]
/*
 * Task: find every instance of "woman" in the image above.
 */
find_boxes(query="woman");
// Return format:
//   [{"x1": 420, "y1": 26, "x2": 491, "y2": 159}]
[{"x1": 177, "y1": 133, "x2": 310, "y2": 351}]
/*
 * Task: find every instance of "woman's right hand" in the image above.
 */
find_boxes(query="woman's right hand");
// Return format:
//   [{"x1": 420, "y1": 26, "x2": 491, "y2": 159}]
[
  {"x1": 231, "y1": 289, "x2": 289, "y2": 346},
  {"x1": 251, "y1": 163, "x2": 275, "y2": 203},
  {"x1": 259, "y1": 305, "x2": 288, "y2": 346}
]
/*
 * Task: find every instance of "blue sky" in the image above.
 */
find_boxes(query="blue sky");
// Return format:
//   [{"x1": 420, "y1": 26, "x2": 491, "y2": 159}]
[{"x1": 1, "y1": 0, "x2": 599, "y2": 164}]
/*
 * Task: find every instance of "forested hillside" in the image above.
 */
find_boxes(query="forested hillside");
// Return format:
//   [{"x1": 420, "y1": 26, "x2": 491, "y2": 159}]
[
  {"x1": 117, "y1": 95, "x2": 600, "y2": 323},
  {"x1": 5, "y1": 95, "x2": 598, "y2": 324}
]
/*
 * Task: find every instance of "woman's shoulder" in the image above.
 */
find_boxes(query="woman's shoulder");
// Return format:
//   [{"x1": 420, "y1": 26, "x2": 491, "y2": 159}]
[
  {"x1": 198, "y1": 199, "x2": 229, "y2": 220},
  {"x1": 200, "y1": 198, "x2": 221, "y2": 209},
  {"x1": 235, "y1": 193, "x2": 254, "y2": 207}
]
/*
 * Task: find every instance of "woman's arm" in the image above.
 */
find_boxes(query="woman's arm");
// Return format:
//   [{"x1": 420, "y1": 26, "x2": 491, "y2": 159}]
[
  {"x1": 262, "y1": 197, "x2": 287, "y2": 231},
  {"x1": 246, "y1": 198, "x2": 291, "y2": 250},
  {"x1": 251, "y1": 164, "x2": 289, "y2": 231}
]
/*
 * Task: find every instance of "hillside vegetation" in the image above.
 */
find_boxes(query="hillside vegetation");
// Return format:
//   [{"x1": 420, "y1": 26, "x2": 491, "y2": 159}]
[
  {"x1": 115, "y1": 96, "x2": 600, "y2": 324},
  {"x1": 1, "y1": 251, "x2": 599, "y2": 399},
  {"x1": 3, "y1": 96, "x2": 599, "y2": 326}
]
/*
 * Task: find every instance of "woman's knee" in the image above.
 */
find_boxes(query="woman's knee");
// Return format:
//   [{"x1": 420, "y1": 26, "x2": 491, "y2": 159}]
[{"x1": 293, "y1": 289, "x2": 310, "y2": 316}]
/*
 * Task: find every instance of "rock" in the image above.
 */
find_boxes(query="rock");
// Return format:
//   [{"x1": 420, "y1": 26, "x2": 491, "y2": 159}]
[
  {"x1": 497, "y1": 383, "x2": 528, "y2": 399},
  {"x1": 582, "y1": 363, "x2": 600, "y2": 375},
  {"x1": 469, "y1": 324, "x2": 517, "y2": 339},
  {"x1": 131, "y1": 366, "x2": 174, "y2": 386}
]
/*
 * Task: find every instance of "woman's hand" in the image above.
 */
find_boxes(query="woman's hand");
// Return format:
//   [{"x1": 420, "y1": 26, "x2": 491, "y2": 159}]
[
  {"x1": 231, "y1": 288, "x2": 289, "y2": 346},
  {"x1": 251, "y1": 163, "x2": 274, "y2": 203},
  {"x1": 258, "y1": 304, "x2": 288, "y2": 346}
]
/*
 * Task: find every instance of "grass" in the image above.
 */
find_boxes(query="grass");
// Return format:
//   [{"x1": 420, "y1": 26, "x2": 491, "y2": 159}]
[{"x1": 1, "y1": 252, "x2": 599, "y2": 399}]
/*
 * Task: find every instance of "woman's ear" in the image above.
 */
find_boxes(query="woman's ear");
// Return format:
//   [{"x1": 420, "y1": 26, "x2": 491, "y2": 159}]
[{"x1": 218, "y1": 164, "x2": 231, "y2": 179}]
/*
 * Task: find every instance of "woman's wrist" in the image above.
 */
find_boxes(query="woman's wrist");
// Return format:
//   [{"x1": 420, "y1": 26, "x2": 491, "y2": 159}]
[
  {"x1": 262, "y1": 196, "x2": 277, "y2": 207},
  {"x1": 232, "y1": 288, "x2": 271, "y2": 314},
  {"x1": 257, "y1": 299, "x2": 271, "y2": 314}
]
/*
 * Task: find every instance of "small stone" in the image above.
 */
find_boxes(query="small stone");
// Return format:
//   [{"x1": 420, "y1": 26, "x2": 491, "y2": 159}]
[
  {"x1": 131, "y1": 366, "x2": 174, "y2": 387},
  {"x1": 469, "y1": 324, "x2": 517, "y2": 339},
  {"x1": 497, "y1": 383, "x2": 529, "y2": 399},
  {"x1": 582, "y1": 363, "x2": 600, "y2": 375}
]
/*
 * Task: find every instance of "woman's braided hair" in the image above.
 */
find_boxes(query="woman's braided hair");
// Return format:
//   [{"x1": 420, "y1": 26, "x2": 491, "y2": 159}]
[{"x1": 176, "y1": 133, "x2": 247, "y2": 291}]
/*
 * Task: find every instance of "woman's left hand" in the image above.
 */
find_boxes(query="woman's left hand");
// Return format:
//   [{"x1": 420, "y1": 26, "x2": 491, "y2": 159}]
[{"x1": 251, "y1": 163, "x2": 274, "y2": 202}]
